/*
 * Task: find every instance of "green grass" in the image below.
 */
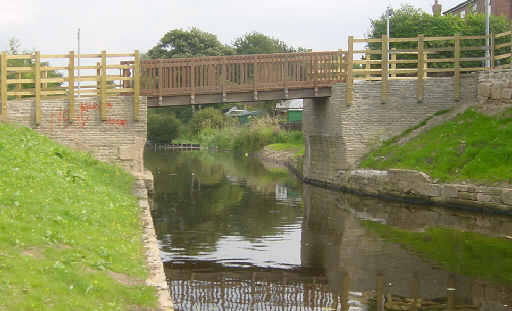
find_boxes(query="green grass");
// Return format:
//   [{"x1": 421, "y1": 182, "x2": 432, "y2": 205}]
[
  {"x1": 361, "y1": 108, "x2": 512, "y2": 184},
  {"x1": 0, "y1": 123, "x2": 156, "y2": 310},
  {"x1": 363, "y1": 221, "x2": 512, "y2": 284},
  {"x1": 266, "y1": 143, "x2": 305, "y2": 159}
]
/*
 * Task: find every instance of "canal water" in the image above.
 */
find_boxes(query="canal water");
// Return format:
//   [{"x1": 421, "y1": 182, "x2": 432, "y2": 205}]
[{"x1": 144, "y1": 149, "x2": 512, "y2": 311}]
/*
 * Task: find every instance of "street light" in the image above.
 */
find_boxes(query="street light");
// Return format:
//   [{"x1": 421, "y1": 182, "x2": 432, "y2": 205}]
[
  {"x1": 486, "y1": 0, "x2": 491, "y2": 68},
  {"x1": 386, "y1": 6, "x2": 393, "y2": 61}
]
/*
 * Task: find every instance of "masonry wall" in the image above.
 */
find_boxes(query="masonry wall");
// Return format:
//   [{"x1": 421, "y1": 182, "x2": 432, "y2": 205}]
[
  {"x1": 4, "y1": 96, "x2": 147, "y2": 175},
  {"x1": 303, "y1": 75, "x2": 478, "y2": 183}
]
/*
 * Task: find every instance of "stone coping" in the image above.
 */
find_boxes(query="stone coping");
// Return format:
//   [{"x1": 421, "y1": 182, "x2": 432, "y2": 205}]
[{"x1": 293, "y1": 165, "x2": 512, "y2": 216}]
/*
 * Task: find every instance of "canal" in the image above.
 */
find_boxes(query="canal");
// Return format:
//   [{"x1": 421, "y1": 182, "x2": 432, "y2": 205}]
[{"x1": 144, "y1": 149, "x2": 512, "y2": 311}]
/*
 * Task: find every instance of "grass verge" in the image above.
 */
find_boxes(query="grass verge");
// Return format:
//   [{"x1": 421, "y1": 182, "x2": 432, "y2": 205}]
[
  {"x1": 0, "y1": 123, "x2": 156, "y2": 310},
  {"x1": 363, "y1": 221, "x2": 512, "y2": 284},
  {"x1": 361, "y1": 108, "x2": 512, "y2": 184}
]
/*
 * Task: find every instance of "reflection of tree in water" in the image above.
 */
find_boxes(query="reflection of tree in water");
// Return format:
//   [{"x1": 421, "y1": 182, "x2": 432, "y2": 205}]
[{"x1": 145, "y1": 150, "x2": 303, "y2": 256}]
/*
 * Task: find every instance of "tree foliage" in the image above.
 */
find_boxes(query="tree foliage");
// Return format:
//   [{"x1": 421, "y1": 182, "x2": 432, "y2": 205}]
[
  {"x1": 147, "y1": 110, "x2": 182, "y2": 143},
  {"x1": 189, "y1": 107, "x2": 226, "y2": 135},
  {"x1": 233, "y1": 32, "x2": 298, "y2": 55},
  {"x1": 367, "y1": 5, "x2": 511, "y2": 69},
  {"x1": 146, "y1": 28, "x2": 234, "y2": 59}
]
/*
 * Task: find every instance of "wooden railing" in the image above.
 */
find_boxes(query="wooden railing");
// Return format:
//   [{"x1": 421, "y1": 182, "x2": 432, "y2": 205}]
[
  {"x1": 348, "y1": 31, "x2": 512, "y2": 103},
  {"x1": 0, "y1": 50, "x2": 141, "y2": 124},
  {"x1": 136, "y1": 30, "x2": 511, "y2": 106},
  {"x1": 131, "y1": 51, "x2": 345, "y2": 103}
]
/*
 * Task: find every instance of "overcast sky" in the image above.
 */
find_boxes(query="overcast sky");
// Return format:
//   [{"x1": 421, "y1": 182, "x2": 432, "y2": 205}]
[{"x1": 1, "y1": 0, "x2": 466, "y2": 54}]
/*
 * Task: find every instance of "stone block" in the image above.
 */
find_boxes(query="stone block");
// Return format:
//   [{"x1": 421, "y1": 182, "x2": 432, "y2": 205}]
[
  {"x1": 477, "y1": 193, "x2": 494, "y2": 203},
  {"x1": 417, "y1": 184, "x2": 442, "y2": 197},
  {"x1": 442, "y1": 185, "x2": 458, "y2": 199},
  {"x1": 490, "y1": 84, "x2": 504, "y2": 100},
  {"x1": 478, "y1": 83, "x2": 492, "y2": 98},
  {"x1": 502, "y1": 88, "x2": 512, "y2": 100},
  {"x1": 501, "y1": 189, "x2": 512, "y2": 205},
  {"x1": 458, "y1": 191, "x2": 477, "y2": 201}
]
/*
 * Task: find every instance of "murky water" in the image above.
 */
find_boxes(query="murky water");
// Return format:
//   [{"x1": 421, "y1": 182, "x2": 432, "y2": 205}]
[{"x1": 145, "y1": 150, "x2": 512, "y2": 311}]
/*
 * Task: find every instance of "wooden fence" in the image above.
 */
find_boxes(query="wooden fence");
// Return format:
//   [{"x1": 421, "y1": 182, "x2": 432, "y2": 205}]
[
  {"x1": 0, "y1": 50, "x2": 141, "y2": 124},
  {"x1": 130, "y1": 51, "x2": 345, "y2": 103},
  {"x1": 135, "y1": 30, "x2": 511, "y2": 106},
  {"x1": 348, "y1": 31, "x2": 512, "y2": 103}
]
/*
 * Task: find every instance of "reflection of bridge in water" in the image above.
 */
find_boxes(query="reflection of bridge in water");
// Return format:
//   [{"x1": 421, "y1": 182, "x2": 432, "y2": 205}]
[{"x1": 166, "y1": 262, "x2": 488, "y2": 311}]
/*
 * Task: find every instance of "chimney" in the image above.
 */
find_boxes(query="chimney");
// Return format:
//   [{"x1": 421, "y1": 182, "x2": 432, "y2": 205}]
[{"x1": 432, "y1": 0, "x2": 442, "y2": 16}]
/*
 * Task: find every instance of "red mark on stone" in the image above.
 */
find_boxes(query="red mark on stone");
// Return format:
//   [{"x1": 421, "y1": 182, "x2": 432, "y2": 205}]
[{"x1": 105, "y1": 118, "x2": 127, "y2": 127}]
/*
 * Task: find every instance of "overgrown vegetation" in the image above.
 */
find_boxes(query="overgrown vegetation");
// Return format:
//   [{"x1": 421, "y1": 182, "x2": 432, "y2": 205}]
[
  {"x1": 0, "y1": 123, "x2": 156, "y2": 310},
  {"x1": 363, "y1": 221, "x2": 512, "y2": 284},
  {"x1": 361, "y1": 108, "x2": 512, "y2": 184}
]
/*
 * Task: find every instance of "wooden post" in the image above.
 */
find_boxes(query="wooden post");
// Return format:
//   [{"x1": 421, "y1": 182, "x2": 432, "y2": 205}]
[
  {"x1": 454, "y1": 34, "x2": 461, "y2": 101},
  {"x1": 134, "y1": 50, "x2": 141, "y2": 121},
  {"x1": 417, "y1": 35, "x2": 425, "y2": 103},
  {"x1": 381, "y1": 35, "x2": 389, "y2": 104},
  {"x1": 16, "y1": 72, "x2": 21, "y2": 100},
  {"x1": 253, "y1": 55, "x2": 258, "y2": 100},
  {"x1": 338, "y1": 49, "x2": 344, "y2": 81},
  {"x1": 313, "y1": 53, "x2": 319, "y2": 96},
  {"x1": 283, "y1": 54, "x2": 289, "y2": 99},
  {"x1": 221, "y1": 57, "x2": 226, "y2": 102},
  {"x1": 341, "y1": 272, "x2": 350, "y2": 311},
  {"x1": 34, "y1": 51, "x2": 41, "y2": 126},
  {"x1": 490, "y1": 32, "x2": 495, "y2": 70},
  {"x1": 1, "y1": 51, "x2": 7, "y2": 118},
  {"x1": 158, "y1": 59, "x2": 163, "y2": 105},
  {"x1": 391, "y1": 48, "x2": 397, "y2": 78},
  {"x1": 365, "y1": 51, "x2": 371, "y2": 80},
  {"x1": 346, "y1": 36, "x2": 354, "y2": 105},
  {"x1": 68, "y1": 51, "x2": 75, "y2": 122},
  {"x1": 377, "y1": 274, "x2": 384, "y2": 311},
  {"x1": 190, "y1": 61, "x2": 195, "y2": 105},
  {"x1": 100, "y1": 50, "x2": 107, "y2": 121}
]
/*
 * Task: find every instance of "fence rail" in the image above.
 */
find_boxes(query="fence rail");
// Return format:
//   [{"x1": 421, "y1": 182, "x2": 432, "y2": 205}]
[
  {"x1": 135, "y1": 30, "x2": 511, "y2": 106},
  {"x1": 0, "y1": 50, "x2": 141, "y2": 124}
]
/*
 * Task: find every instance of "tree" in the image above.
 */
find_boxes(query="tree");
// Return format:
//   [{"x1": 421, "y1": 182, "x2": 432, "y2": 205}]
[
  {"x1": 147, "y1": 110, "x2": 182, "y2": 143},
  {"x1": 233, "y1": 32, "x2": 298, "y2": 55},
  {"x1": 4, "y1": 38, "x2": 62, "y2": 98},
  {"x1": 367, "y1": 5, "x2": 510, "y2": 69},
  {"x1": 147, "y1": 28, "x2": 234, "y2": 59},
  {"x1": 189, "y1": 107, "x2": 226, "y2": 135}
]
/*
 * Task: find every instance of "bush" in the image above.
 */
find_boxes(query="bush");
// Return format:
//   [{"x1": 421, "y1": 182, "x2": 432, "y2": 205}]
[
  {"x1": 189, "y1": 107, "x2": 226, "y2": 135},
  {"x1": 148, "y1": 111, "x2": 182, "y2": 143}
]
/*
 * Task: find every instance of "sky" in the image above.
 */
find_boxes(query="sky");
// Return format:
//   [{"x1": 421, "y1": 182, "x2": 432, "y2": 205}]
[{"x1": 1, "y1": 0, "x2": 467, "y2": 54}]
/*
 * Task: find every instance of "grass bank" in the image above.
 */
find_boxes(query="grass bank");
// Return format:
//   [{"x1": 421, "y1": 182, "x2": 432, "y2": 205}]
[
  {"x1": 364, "y1": 221, "x2": 512, "y2": 284},
  {"x1": 361, "y1": 108, "x2": 512, "y2": 184},
  {"x1": 0, "y1": 123, "x2": 156, "y2": 310}
]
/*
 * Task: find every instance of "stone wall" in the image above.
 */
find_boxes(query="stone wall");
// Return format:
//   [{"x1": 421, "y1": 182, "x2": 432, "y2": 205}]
[
  {"x1": 4, "y1": 96, "x2": 146, "y2": 175},
  {"x1": 303, "y1": 75, "x2": 478, "y2": 182},
  {"x1": 478, "y1": 69, "x2": 512, "y2": 103}
]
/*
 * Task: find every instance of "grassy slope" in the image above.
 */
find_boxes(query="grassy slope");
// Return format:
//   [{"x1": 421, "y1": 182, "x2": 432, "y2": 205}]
[
  {"x1": 0, "y1": 123, "x2": 156, "y2": 310},
  {"x1": 364, "y1": 221, "x2": 512, "y2": 284},
  {"x1": 361, "y1": 108, "x2": 512, "y2": 184}
]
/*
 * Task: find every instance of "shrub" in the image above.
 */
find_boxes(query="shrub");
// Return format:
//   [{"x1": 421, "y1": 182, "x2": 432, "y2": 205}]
[{"x1": 148, "y1": 111, "x2": 182, "y2": 143}]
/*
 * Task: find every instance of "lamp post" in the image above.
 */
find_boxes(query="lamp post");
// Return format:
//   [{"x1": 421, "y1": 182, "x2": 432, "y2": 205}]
[
  {"x1": 386, "y1": 6, "x2": 393, "y2": 60},
  {"x1": 485, "y1": 0, "x2": 491, "y2": 68}
]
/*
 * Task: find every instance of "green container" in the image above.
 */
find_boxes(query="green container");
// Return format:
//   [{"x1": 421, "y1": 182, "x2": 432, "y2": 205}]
[{"x1": 287, "y1": 110, "x2": 303, "y2": 123}]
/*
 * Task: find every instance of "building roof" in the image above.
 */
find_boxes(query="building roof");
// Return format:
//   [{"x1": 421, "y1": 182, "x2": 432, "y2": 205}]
[
  {"x1": 443, "y1": 0, "x2": 473, "y2": 14},
  {"x1": 276, "y1": 99, "x2": 303, "y2": 110}
]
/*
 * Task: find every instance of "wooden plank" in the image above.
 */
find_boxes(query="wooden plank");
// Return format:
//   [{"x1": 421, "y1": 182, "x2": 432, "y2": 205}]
[
  {"x1": 390, "y1": 49, "x2": 396, "y2": 78},
  {"x1": 6, "y1": 66, "x2": 32, "y2": 72},
  {"x1": 34, "y1": 51, "x2": 41, "y2": 125},
  {"x1": 454, "y1": 34, "x2": 461, "y2": 101},
  {"x1": 41, "y1": 90, "x2": 67, "y2": 96},
  {"x1": 353, "y1": 38, "x2": 382, "y2": 43},
  {"x1": 68, "y1": 51, "x2": 75, "y2": 122},
  {"x1": 490, "y1": 33, "x2": 495, "y2": 69},
  {"x1": 424, "y1": 35, "x2": 455, "y2": 41},
  {"x1": 42, "y1": 66, "x2": 68, "y2": 71},
  {"x1": 346, "y1": 36, "x2": 353, "y2": 104},
  {"x1": 388, "y1": 37, "x2": 418, "y2": 43},
  {"x1": 381, "y1": 35, "x2": 389, "y2": 104},
  {"x1": 100, "y1": 50, "x2": 107, "y2": 121},
  {"x1": 495, "y1": 53, "x2": 512, "y2": 61},
  {"x1": 495, "y1": 42, "x2": 512, "y2": 49},
  {"x1": 190, "y1": 62, "x2": 195, "y2": 104},
  {"x1": 6, "y1": 54, "x2": 32, "y2": 60},
  {"x1": 6, "y1": 78, "x2": 35, "y2": 84},
  {"x1": 417, "y1": 35, "x2": 425, "y2": 103},
  {"x1": 134, "y1": 50, "x2": 141, "y2": 121},
  {"x1": 1, "y1": 52, "x2": 7, "y2": 117},
  {"x1": 495, "y1": 31, "x2": 512, "y2": 38},
  {"x1": 460, "y1": 35, "x2": 488, "y2": 40},
  {"x1": 40, "y1": 54, "x2": 68, "y2": 59},
  {"x1": 106, "y1": 53, "x2": 135, "y2": 57},
  {"x1": 7, "y1": 90, "x2": 35, "y2": 96}
]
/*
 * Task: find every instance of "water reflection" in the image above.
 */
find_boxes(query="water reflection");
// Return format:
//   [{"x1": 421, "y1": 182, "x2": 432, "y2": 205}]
[{"x1": 145, "y1": 150, "x2": 512, "y2": 311}]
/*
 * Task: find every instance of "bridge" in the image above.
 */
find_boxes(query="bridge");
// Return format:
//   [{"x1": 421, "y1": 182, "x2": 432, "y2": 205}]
[{"x1": 0, "y1": 31, "x2": 510, "y2": 176}]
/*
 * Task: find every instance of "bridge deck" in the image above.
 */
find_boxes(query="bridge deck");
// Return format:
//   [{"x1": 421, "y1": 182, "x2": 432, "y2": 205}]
[{"x1": 133, "y1": 51, "x2": 346, "y2": 106}]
